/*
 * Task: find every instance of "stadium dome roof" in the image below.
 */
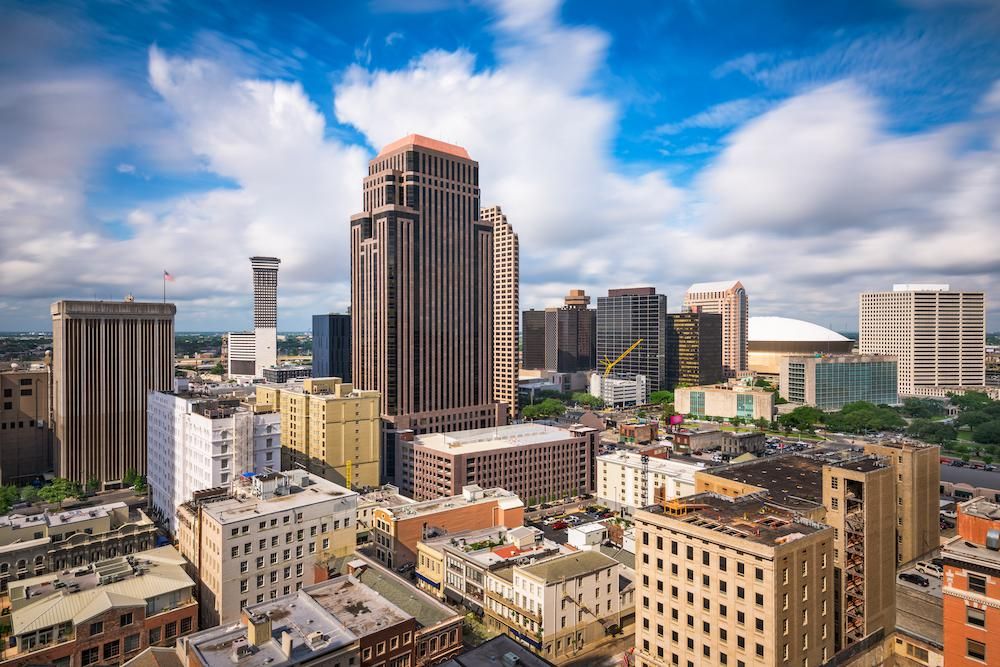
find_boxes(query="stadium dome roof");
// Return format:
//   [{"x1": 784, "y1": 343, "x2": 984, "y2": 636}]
[{"x1": 748, "y1": 316, "x2": 851, "y2": 343}]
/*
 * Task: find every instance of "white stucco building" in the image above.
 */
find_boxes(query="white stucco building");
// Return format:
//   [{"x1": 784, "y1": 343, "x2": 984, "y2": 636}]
[
  {"x1": 597, "y1": 451, "x2": 702, "y2": 514},
  {"x1": 147, "y1": 391, "x2": 281, "y2": 533}
]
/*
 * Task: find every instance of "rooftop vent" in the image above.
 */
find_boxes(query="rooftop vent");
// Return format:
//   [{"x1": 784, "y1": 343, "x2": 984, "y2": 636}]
[{"x1": 987, "y1": 529, "x2": 1000, "y2": 551}]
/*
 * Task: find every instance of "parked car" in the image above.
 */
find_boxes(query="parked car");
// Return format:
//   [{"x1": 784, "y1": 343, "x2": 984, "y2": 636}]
[
  {"x1": 940, "y1": 509, "x2": 958, "y2": 519},
  {"x1": 986, "y1": 465, "x2": 997, "y2": 472},
  {"x1": 915, "y1": 561, "x2": 943, "y2": 578},
  {"x1": 552, "y1": 521, "x2": 568, "y2": 531},
  {"x1": 898, "y1": 572, "x2": 930, "y2": 587}
]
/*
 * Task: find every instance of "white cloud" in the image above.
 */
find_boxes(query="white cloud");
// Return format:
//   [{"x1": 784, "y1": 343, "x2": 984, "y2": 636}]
[
  {"x1": 116, "y1": 163, "x2": 136, "y2": 174},
  {"x1": 656, "y1": 97, "x2": 771, "y2": 135}
]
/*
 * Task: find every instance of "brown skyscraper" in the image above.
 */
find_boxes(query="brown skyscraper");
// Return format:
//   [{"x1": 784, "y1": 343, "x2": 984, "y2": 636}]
[
  {"x1": 51, "y1": 299, "x2": 175, "y2": 487},
  {"x1": 483, "y1": 205, "x2": 519, "y2": 421},
  {"x1": 351, "y1": 135, "x2": 505, "y2": 479}
]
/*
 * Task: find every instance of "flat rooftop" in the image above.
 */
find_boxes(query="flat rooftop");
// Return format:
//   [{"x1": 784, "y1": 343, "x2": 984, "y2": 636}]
[
  {"x1": 414, "y1": 423, "x2": 592, "y2": 455},
  {"x1": 337, "y1": 556, "x2": 458, "y2": 628},
  {"x1": 943, "y1": 536, "x2": 1000, "y2": 570},
  {"x1": 184, "y1": 589, "x2": 357, "y2": 667},
  {"x1": 519, "y1": 550, "x2": 618, "y2": 584},
  {"x1": 0, "y1": 501, "x2": 130, "y2": 532},
  {"x1": 438, "y1": 634, "x2": 555, "y2": 667},
  {"x1": 598, "y1": 451, "x2": 703, "y2": 479},
  {"x1": 196, "y1": 473, "x2": 356, "y2": 525},
  {"x1": 383, "y1": 487, "x2": 521, "y2": 520},
  {"x1": 308, "y1": 576, "x2": 411, "y2": 636},
  {"x1": 644, "y1": 493, "x2": 829, "y2": 546},
  {"x1": 358, "y1": 486, "x2": 415, "y2": 508},
  {"x1": 896, "y1": 573, "x2": 943, "y2": 648},
  {"x1": 425, "y1": 527, "x2": 563, "y2": 569},
  {"x1": 958, "y1": 497, "x2": 1000, "y2": 521}
]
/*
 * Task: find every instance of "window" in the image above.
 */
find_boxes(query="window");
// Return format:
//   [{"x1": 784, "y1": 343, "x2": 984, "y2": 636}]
[
  {"x1": 120, "y1": 612, "x2": 133, "y2": 626},
  {"x1": 166, "y1": 621, "x2": 177, "y2": 638},
  {"x1": 969, "y1": 575, "x2": 988, "y2": 594},
  {"x1": 90, "y1": 621, "x2": 104, "y2": 636},
  {"x1": 82, "y1": 647, "x2": 100, "y2": 666},
  {"x1": 967, "y1": 606, "x2": 986, "y2": 628},
  {"x1": 149, "y1": 627, "x2": 161, "y2": 644},
  {"x1": 830, "y1": 477, "x2": 838, "y2": 489},
  {"x1": 181, "y1": 617, "x2": 193, "y2": 634},
  {"x1": 124, "y1": 633, "x2": 140, "y2": 653},
  {"x1": 103, "y1": 640, "x2": 121, "y2": 659},
  {"x1": 755, "y1": 568, "x2": 763, "y2": 581},
  {"x1": 967, "y1": 639, "x2": 986, "y2": 661}
]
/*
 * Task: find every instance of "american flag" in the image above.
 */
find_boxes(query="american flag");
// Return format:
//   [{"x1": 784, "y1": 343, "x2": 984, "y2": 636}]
[{"x1": 163, "y1": 270, "x2": 175, "y2": 282}]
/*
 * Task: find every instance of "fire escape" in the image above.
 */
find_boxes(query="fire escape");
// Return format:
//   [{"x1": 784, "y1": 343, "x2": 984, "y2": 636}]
[{"x1": 842, "y1": 482, "x2": 867, "y2": 646}]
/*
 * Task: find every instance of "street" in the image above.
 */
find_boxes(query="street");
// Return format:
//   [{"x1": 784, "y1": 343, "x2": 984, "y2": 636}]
[{"x1": 562, "y1": 633, "x2": 636, "y2": 667}]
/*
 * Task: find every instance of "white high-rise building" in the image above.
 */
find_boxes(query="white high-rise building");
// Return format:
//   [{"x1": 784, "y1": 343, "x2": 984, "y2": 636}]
[
  {"x1": 225, "y1": 257, "x2": 281, "y2": 378},
  {"x1": 483, "y1": 205, "x2": 519, "y2": 421},
  {"x1": 859, "y1": 284, "x2": 985, "y2": 395},
  {"x1": 147, "y1": 391, "x2": 281, "y2": 533}
]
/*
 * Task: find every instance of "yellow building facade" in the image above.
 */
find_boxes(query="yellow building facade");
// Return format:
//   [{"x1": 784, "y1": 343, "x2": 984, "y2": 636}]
[{"x1": 256, "y1": 377, "x2": 381, "y2": 489}]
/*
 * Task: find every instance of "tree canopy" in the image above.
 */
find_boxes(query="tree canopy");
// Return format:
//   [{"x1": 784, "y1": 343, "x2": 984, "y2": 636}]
[
  {"x1": 777, "y1": 406, "x2": 824, "y2": 432},
  {"x1": 822, "y1": 401, "x2": 905, "y2": 433},
  {"x1": 571, "y1": 392, "x2": 604, "y2": 409},
  {"x1": 972, "y1": 420, "x2": 1000, "y2": 445},
  {"x1": 899, "y1": 398, "x2": 946, "y2": 419},
  {"x1": 905, "y1": 419, "x2": 957, "y2": 445},
  {"x1": 522, "y1": 398, "x2": 566, "y2": 421}
]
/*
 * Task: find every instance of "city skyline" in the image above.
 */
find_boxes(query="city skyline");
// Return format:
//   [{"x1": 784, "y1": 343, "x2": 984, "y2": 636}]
[{"x1": 1, "y1": 1, "x2": 999, "y2": 332}]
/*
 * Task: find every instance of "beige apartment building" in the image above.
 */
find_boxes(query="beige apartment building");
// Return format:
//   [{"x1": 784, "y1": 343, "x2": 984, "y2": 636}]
[
  {"x1": 51, "y1": 299, "x2": 175, "y2": 487},
  {"x1": 859, "y1": 284, "x2": 985, "y2": 395},
  {"x1": 683, "y1": 280, "x2": 749, "y2": 377},
  {"x1": 674, "y1": 383, "x2": 774, "y2": 421},
  {"x1": 633, "y1": 493, "x2": 835, "y2": 667},
  {"x1": 256, "y1": 377, "x2": 381, "y2": 489},
  {"x1": 175, "y1": 469, "x2": 358, "y2": 626},
  {"x1": 484, "y1": 550, "x2": 633, "y2": 664},
  {"x1": 484, "y1": 205, "x2": 520, "y2": 422},
  {"x1": 864, "y1": 441, "x2": 940, "y2": 565},
  {"x1": 0, "y1": 365, "x2": 51, "y2": 485},
  {"x1": 697, "y1": 453, "x2": 899, "y2": 651},
  {"x1": 399, "y1": 423, "x2": 598, "y2": 503}
]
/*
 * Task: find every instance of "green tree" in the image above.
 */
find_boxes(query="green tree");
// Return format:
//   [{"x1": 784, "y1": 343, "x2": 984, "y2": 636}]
[
  {"x1": 900, "y1": 398, "x2": 947, "y2": 419},
  {"x1": 0, "y1": 486, "x2": 19, "y2": 513},
  {"x1": 972, "y1": 420, "x2": 1000, "y2": 445},
  {"x1": 649, "y1": 390, "x2": 674, "y2": 406},
  {"x1": 522, "y1": 398, "x2": 566, "y2": 421},
  {"x1": 209, "y1": 362, "x2": 226, "y2": 375},
  {"x1": 86, "y1": 477, "x2": 100, "y2": 493},
  {"x1": 948, "y1": 391, "x2": 995, "y2": 413},
  {"x1": 778, "y1": 406, "x2": 824, "y2": 432},
  {"x1": 906, "y1": 419, "x2": 957, "y2": 445},
  {"x1": 983, "y1": 454, "x2": 994, "y2": 466},
  {"x1": 134, "y1": 476, "x2": 148, "y2": 494},
  {"x1": 19, "y1": 486, "x2": 39, "y2": 503},
  {"x1": 37, "y1": 478, "x2": 82, "y2": 504},
  {"x1": 823, "y1": 401, "x2": 905, "y2": 434},
  {"x1": 571, "y1": 392, "x2": 604, "y2": 409},
  {"x1": 123, "y1": 468, "x2": 140, "y2": 487},
  {"x1": 753, "y1": 417, "x2": 770, "y2": 431}
]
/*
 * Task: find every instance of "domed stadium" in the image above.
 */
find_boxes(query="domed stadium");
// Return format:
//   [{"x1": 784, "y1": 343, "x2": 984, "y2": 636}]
[{"x1": 748, "y1": 316, "x2": 854, "y2": 379}]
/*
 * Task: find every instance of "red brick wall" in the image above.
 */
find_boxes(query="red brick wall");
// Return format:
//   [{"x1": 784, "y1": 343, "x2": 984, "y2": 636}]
[{"x1": 943, "y1": 564, "x2": 999, "y2": 666}]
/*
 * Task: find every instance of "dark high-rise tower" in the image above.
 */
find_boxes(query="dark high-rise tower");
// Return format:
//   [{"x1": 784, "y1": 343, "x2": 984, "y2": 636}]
[
  {"x1": 312, "y1": 313, "x2": 351, "y2": 381},
  {"x1": 596, "y1": 287, "x2": 667, "y2": 391},
  {"x1": 350, "y1": 135, "x2": 504, "y2": 477},
  {"x1": 522, "y1": 289, "x2": 596, "y2": 373},
  {"x1": 666, "y1": 311, "x2": 723, "y2": 388}
]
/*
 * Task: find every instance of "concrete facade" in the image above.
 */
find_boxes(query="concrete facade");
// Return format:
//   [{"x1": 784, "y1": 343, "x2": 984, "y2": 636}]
[
  {"x1": 147, "y1": 391, "x2": 282, "y2": 533},
  {"x1": 51, "y1": 299, "x2": 175, "y2": 487},
  {"x1": 0, "y1": 366, "x2": 52, "y2": 484},
  {"x1": 484, "y1": 206, "x2": 520, "y2": 422},
  {"x1": 683, "y1": 280, "x2": 749, "y2": 378},
  {"x1": 674, "y1": 383, "x2": 774, "y2": 421},
  {"x1": 596, "y1": 451, "x2": 701, "y2": 514},
  {"x1": 400, "y1": 423, "x2": 598, "y2": 504},
  {"x1": 256, "y1": 378, "x2": 381, "y2": 490},
  {"x1": 175, "y1": 470, "x2": 358, "y2": 626},
  {"x1": 859, "y1": 285, "x2": 985, "y2": 395},
  {"x1": 633, "y1": 494, "x2": 835, "y2": 667}
]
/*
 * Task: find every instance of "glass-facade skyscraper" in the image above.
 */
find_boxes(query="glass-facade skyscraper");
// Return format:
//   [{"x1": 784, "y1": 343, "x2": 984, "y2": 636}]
[
  {"x1": 780, "y1": 354, "x2": 899, "y2": 411},
  {"x1": 312, "y1": 313, "x2": 351, "y2": 382},
  {"x1": 596, "y1": 287, "x2": 667, "y2": 392}
]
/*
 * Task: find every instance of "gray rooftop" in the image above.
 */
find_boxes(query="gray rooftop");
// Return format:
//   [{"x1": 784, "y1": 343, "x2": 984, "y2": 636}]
[{"x1": 438, "y1": 635, "x2": 555, "y2": 667}]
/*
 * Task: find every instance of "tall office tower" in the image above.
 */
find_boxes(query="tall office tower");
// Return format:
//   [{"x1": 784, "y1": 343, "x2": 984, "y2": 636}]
[
  {"x1": 596, "y1": 287, "x2": 667, "y2": 394},
  {"x1": 859, "y1": 284, "x2": 985, "y2": 395},
  {"x1": 350, "y1": 135, "x2": 505, "y2": 469},
  {"x1": 251, "y1": 256, "x2": 280, "y2": 376},
  {"x1": 312, "y1": 313, "x2": 351, "y2": 381},
  {"x1": 522, "y1": 310, "x2": 547, "y2": 369},
  {"x1": 0, "y1": 365, "x2": 52, "y2": 484},
  {"x1": 634, "y1": 495, "x2": 835, "y2": 667},
  {"x1": 523, "y1": 290, "x2": 597, "y2": 373},
  {"x1": 683, "y1": 280, "x2": 749, "y2": 377},
  {"x1": 51, "y1": 299, "x2": 175, "y2": 487},
  {"x1": 483, "y1": 205, "x2": 520, "y2": 421},
  {"x1": 665, "y1": 311, "x2": 723, "y2": 388}
]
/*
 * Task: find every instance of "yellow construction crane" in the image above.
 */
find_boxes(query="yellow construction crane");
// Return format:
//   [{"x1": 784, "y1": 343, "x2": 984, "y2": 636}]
[{"x1": 600, "y1": 338, "x2": 643, "y2": 378}]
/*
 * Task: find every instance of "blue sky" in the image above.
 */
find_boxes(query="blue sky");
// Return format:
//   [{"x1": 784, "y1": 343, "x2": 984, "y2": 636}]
[{"x1": 1, "y1": 0, "x2": 999, "y2": 331}]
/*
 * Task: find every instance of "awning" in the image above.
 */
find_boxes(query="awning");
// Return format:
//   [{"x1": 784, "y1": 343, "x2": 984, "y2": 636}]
[
  {"x1": 444, "y1": 588, "x2": 463, "y2": 605},
  {"x1": 415, "y1": 572, "x2": 440, "y2": 589}
]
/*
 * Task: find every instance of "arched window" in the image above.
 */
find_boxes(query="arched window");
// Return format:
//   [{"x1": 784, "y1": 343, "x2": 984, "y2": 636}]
[{"x1": 16, "y1": 560, "x2": 26, "y2": 571}]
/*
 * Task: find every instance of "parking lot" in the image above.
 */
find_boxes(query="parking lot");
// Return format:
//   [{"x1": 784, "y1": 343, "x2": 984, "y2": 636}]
[
  {"x1": 897, "y1": 563, "x2": 942, "y2": 596},
  {"x1": 527, "y1": 506, "x2": 617, "y2": 544}
]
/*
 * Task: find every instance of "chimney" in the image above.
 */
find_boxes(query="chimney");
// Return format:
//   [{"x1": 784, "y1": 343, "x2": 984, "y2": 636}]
[
  {"x1": 244, "y1": 610, "x2": 272, "y2": 647},
  {"x1": 346, "y1": 559, "x2": 368, "y2": 577},
  {"x1": 281, "y1": 631, "x2": 293, "y2": 658}
]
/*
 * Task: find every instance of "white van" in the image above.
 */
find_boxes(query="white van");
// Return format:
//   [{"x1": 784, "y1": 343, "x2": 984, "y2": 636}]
[{"x1": 915, "y1": 561, "x2": 943, "y2": 578}]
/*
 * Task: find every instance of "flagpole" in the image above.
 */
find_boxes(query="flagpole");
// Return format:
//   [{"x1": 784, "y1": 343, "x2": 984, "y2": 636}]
[{"x1": 163, "y1": 271, "x2": 166, "y2": 303}]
